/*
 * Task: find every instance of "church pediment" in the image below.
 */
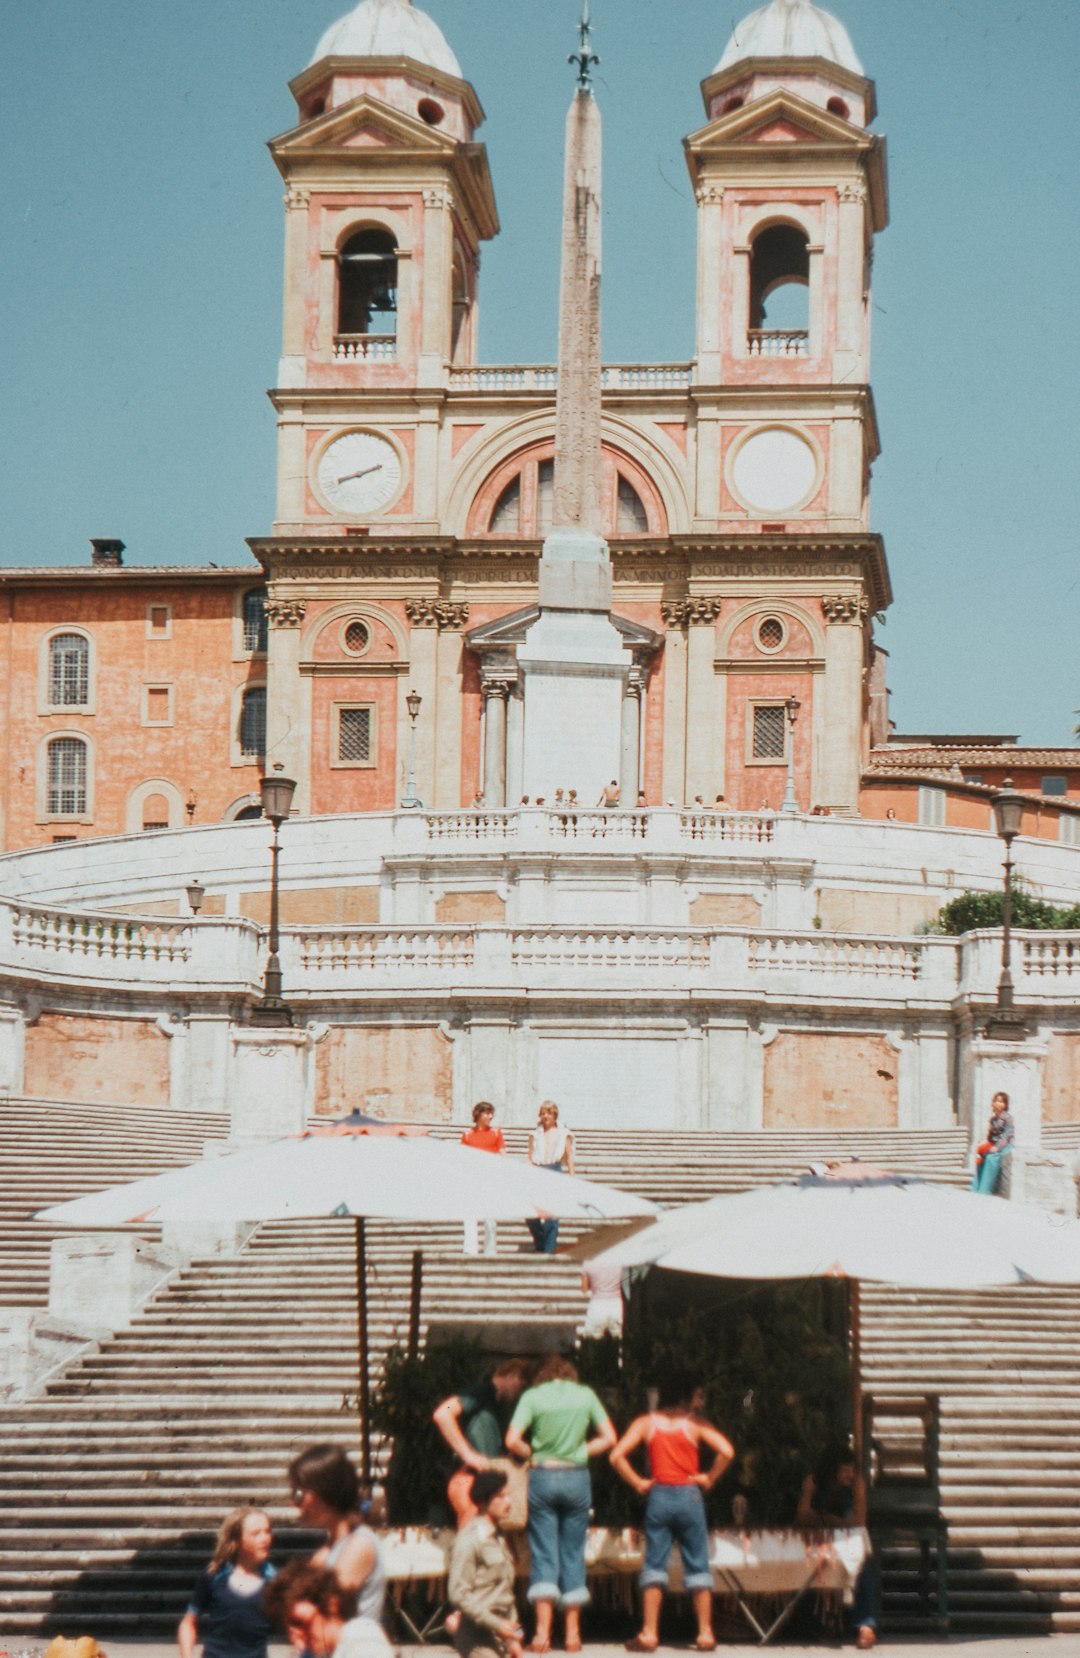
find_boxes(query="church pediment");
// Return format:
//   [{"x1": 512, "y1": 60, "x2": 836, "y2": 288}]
[
  {"x1": 686, "y1": 88, "x2": 871, "y2": 155},
  {"x1": 271, "y1": 93, "x2": 459, "y2": 159},
  {"x1": 466, "y1": 606, "x2": 660, "y2": 653}
]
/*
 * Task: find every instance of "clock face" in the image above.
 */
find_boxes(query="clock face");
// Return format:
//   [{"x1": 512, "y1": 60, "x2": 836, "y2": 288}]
[{"x1": 315, "y1": 431, "x2": 403, "y2": 518}]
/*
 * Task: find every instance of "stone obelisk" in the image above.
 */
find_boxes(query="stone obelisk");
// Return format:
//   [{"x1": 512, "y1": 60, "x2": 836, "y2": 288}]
[{"x1": 518, "y1": 4, "x2": 631, "y2": 802}]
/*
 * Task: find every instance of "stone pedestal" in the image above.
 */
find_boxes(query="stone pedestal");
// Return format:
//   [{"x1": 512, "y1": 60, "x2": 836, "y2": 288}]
[
  {"x1": 519, "y1": 532, "x2": 630, "y2": 802},
  {"x1": 963, "y1": 1035, "x2": 1048, "y2": 1152},
  {"x1": 0, "y1": 1004, "x2": 24, "y2": 1097},
  {"x1": 49, "y1": 1233, "x2": 177, "y2": 1337},
  {"x1": 0, "y1": 1310, "x2": 97, "y2": 1403},
  {"x1": 1002, "y1": 1147, "x2": 1077, "y2": 1217},
  {"x1": 229, "y1": 1026, "x2": 318, "y2": 1144}
]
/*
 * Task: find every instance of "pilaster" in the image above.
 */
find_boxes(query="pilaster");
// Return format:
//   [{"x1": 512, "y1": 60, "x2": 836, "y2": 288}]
[
  {"x1": 265, "y1": 597, "x2": 309, "y2": 808},
  {"x1": 818, "y1": 596, "x2": 866, "y2": 812}
]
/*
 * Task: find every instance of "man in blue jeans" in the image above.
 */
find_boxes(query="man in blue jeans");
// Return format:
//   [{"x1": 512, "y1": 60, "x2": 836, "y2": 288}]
[{"x1": 609, "y1": 1372, "x2": 734, "y2": 1652}]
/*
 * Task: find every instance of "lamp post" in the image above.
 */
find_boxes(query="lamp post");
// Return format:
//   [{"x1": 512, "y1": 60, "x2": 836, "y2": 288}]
[
  {"x1": 249, "y1": 763, "x2": 297, "y2": 1028},
  {"x1": 780, "y1": 696, "x2": 801, "y2": 814},
  {"x1": 185, "y1": 879, "x2": 205, "y2": 917},
  {"x1": 400, "y1": 689, "x2": 422, "y2": 809},
  {"x1": 985, "y1": 777, "x2": 1028, "y2": 1042}
]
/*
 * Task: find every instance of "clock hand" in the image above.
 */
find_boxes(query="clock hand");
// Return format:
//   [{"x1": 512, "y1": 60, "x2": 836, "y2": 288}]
[{"x1": 336, "y1": 463, "x2": 383, "y2": 486}]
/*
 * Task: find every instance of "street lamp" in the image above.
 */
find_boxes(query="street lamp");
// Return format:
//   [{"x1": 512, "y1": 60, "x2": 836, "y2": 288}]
[
  {"x1": 985, "y1": 777, "x2": 1028, "y2": 1042},
  {"x1": 185, "y1": 879, "x2": 205, "y2": 916},
  {"x1": 249, "y1": 762, "x2": 298, "y2": 1028},
  {"x1": 400, "y1": 689, "x2": 423, "y2": 810},
  {"x1": 780, "y1": 696, "x2": 801, "y2": 814}
]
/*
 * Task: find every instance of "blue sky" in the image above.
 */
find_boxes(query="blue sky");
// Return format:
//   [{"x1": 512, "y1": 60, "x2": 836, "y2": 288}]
[{"x1": 2, "y1": 1, "x2": 1078, "y2": 745}]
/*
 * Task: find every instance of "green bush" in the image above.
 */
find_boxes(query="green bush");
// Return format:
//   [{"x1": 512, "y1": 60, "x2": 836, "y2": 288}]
[{"x1": 934, "y1": 889, "x2": 1080, "y2": 936}]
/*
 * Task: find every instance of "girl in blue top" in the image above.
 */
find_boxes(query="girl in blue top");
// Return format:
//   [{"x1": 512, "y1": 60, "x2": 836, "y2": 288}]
[{"x1": 178, "y1": 1507, "x2": 276, "y2": 1658}]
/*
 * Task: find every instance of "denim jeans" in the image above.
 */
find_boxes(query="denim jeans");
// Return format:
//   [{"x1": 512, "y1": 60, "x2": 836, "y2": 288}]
[
  {"x1": 641, "y1": 1483, "x2": 712, "y2": 1591},
  {"x1": 527, "y1": 1163, "x2": 564, "y2": 1254},
  {"x1": 526, "y1": 1465, "x2": 592, "y2": 1607},
  {"x1": 971, "y1": 1149, "x2": 1007, "y2": 1194}
]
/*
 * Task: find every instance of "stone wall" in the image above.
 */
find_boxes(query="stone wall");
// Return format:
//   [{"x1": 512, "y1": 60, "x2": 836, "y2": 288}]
[
  {"x1": 762, "y1": 1031, "x2": 899, "y2": 1129},
  {"x1": 24, "y1": 1014, "x2": 170, "y2": 1106}
]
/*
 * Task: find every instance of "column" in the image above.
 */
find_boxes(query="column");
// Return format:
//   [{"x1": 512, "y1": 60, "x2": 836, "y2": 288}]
[
  {"x1": 505, "y1": 687, "x2": 525, "y2": 806},
  {"x1": 264, "y1": 598, "x2": 308, "y2": 810},
  {"x1": 420, "y1": 188, "x2": 452, "y2": 383},
  {"x1": 481, "y1": 679, "x2": 509, "y2": 807},
  {"x1": 434, "y1": 602, "x2": 470, "y2": 808},
  {"x1": 620, "y1": 672, "x2": 643, "y2": 800},
  {"x1": 403, "y1": 600, "x2": 439, "y2": 806},
  {"x1": 817, "y1": 596, "x2": 866, "y2": 814},
  {"x1": 695, "y1": 184, "x2": 725, "y2": 378},
  {"x1": 660, "y1": 602, "x2": 688, "y2": 805},
  {"x1": 280, "y1": 188, "x2": 309, "y2": 369},
  {"x1": 684, "y1": 599, "x2": 722, "y2": 805},
  {"x1": 835, "y1": 180, "x2": 869, "y2": 376}
]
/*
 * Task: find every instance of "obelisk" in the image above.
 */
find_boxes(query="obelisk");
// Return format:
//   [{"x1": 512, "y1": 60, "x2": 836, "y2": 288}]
[{"x1": 518, "y1": 2, "x2": 631, "y2": 801}]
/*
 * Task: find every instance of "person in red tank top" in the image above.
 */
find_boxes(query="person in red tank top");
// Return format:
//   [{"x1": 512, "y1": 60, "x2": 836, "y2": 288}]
[
  {"x1": 610, "y1": 1373, "x2": 734, "y2": 1652},
  {"x1": 460, "y1": 1101, "x2": 506, "y2": 1257}
]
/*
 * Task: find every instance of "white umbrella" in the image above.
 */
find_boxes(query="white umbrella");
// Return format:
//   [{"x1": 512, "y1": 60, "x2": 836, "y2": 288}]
[
  {"x1": 36, "y1": 1122, "x2": 656, "y2": 1479},
  {"x1": 584, "y1": 1170, "x2": 1080, "y2": 1290},
  {"x1": 35, "y1": 1129, "x2": 657, "y2": 1228}
]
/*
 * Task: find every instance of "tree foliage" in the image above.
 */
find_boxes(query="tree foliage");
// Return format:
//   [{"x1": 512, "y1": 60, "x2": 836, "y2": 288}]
[{"x1": 931, "y1": 889, "x2": 1080, "y2": 936}]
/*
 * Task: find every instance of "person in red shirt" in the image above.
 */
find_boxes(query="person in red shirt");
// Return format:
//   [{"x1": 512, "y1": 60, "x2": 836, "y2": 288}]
[
  {"x1": 610, "y1": 1373, "x2": 734, "y2": 1652},
  {"x1": 460, "y1": 1101, "x2": 506, "y2": 1257}
]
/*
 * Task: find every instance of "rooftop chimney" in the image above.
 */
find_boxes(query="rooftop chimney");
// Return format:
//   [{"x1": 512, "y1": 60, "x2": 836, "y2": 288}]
[{"x1": 90, "y1": 538, "x2": 125, "y2": 568}]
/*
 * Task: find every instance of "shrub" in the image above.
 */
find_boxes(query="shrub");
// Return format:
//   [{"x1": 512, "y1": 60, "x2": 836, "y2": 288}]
[{"x1": 935, "y1": 889, "x2": 1080, "y2": 935}]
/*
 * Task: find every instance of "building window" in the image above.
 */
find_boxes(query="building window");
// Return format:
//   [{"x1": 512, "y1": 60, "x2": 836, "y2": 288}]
[
  {"x1": 748, "y1": 223, "x2": 810, "y2": 354},
  {"x1": 756, "y1": 616, "x2": 786, "y2": 653},
  {"x1": 616, "y1": 475, "x2": 649, "y2": 533},
  {"x1": 141, "y1": 791, "x2": 170, "y2": 831},
  {"x1": 147, "y1": 603, "x2": 172, "y2": 638},
  {"x1": 1061, "y1": 815, "x2": 1080, "y2": 847},
  {"x1": 485, "y1": 453, "x2": 654, "y2": 539},
  {"x1": 239, "y1": 688, "x2": 267, "y2": 760},
  {"x1": 48, "y1": 634, "x2": 90, "y2": 707},
  {"x1": 342, "y1": 620, "x2": 371, "y2": 656},
  {"x1": 333, "y1": 703, "x2": 376, "y2": 768},
  {"x1": 490, "y1": 475, "x2": 521, "y2": 534},
  {"x1": 751, "y1": 704, "x2": 787, "y2": 761},
  {"x1": 337, "y1": 229, "x2": 398, "y2": 344},
  {"x1": 47, "y1": 736, "x2": 88, "y2": 816},
  {"x1": 142, "y1": 685, "x2": 173, "y2": 726},
  {"x1": 1042, "y1": 775, "x2": 1068, "y2": 796},
  {"x1": 918, "y1": 786, "x2": 947, "y2": 827},
  {"x1": 243, "y1": 589, "x2": 269, "y2": 654}
]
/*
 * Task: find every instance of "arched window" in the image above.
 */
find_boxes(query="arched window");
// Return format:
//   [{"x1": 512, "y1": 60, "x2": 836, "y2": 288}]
[
  {"x1": 47, "y1": 736, "x2": 88, "y2": 815},
  {"x1": 234, "y1": 804, "x2": 264, "y2": 821},
  {"x1": 239, "y1": 688, "x2": 267, "y2": 761},
  {"x1": 338, "y1": 229, "x2": 398, "y2": 345},
  {"x1": 748, "y1": 225, "x2": 810, "y2": 355},
  {"x1": 49, "y1": 633, "x2": 90, "y2": 707},
  {"x1": 141, "y1": 793, "x2": 170, "y2": 831},
  {"x1": 483, "y1": 451, "x2": 657, "y2": 538},
  {"x1": 242, "y1": 589, "x2": 268, "y2": 655}
]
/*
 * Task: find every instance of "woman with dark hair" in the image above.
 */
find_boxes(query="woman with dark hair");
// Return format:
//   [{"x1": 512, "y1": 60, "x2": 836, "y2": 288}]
[
  {"x1": 288, "y1": 1442, "x2": 389, "y2": 1644},
  {"x1": 177, "y1": 1507, "x2": 275, "y2": 1658},
  {"x1": 797, "y1": 1446, "x2": 875, "y2": 1650},
  {"x1": 610, "y1": 1373, "x2": 734, "y2": 1652},
  {"x1": 505, "y1": 1355, "x2": 616, "y2": 1653},
  {"x1": 971, "y1": 1090, "x2": 1015, "y2": 1194}
]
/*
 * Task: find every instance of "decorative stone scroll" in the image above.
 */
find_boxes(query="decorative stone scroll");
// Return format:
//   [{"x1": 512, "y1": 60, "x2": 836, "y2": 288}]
[
  {"x1": 405, "y1": 598, "x2": 470, "y2": 631},
  {"x1": 265, "y1": 598, "x2": 307, "y2": 629},
  {"x1": 821, "y1": 595, "x2": 868, "y2": 625},
  {"x1": 696, "y1": 185, "x2": 724, "y2": 206},
  {"x1": 660, "y1": 597, "x2": 722, "y2": 629},
  {"x1": 838, "y1": 181, "x2": 868, "y2": 205}
]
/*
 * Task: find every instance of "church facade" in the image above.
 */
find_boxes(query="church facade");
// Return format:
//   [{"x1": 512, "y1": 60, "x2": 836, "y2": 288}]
[{"x1": 2, "y1": 0, "x2": 1077, "y2": 855}]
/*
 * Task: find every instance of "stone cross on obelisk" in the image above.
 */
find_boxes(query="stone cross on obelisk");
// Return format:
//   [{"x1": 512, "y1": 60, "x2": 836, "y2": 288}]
[{"x1": 518, "y1": 1, "x2": 632, "y2": 802}]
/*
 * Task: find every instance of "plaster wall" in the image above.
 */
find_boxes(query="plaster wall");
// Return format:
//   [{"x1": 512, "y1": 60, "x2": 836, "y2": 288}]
[
  {"x1": 23, "y1": 1013, "x2": 170, "y2": 1107},
  {"x1": 763, "y1": 1031, "x2": 899, "y2": 1128}
]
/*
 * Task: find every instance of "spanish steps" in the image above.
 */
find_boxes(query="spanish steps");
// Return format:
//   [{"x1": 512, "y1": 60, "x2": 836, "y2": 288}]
[{"x1": 1, "y1": 1099, "x2": 1079, "y2": 1638}]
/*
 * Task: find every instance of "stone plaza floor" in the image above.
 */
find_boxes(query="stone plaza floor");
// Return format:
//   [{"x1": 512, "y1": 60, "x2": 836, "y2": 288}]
[{"x1": 15, "y1": 1639, "x2": 1080, "y2": 1658}]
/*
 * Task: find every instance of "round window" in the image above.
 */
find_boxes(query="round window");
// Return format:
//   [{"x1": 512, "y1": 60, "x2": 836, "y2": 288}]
[
  {"x1": 343, "y1": 620, "x2": 371, "y2": 656},
  {"x1": 757, "y1": 616, "x2": 786, "y2": 652}
]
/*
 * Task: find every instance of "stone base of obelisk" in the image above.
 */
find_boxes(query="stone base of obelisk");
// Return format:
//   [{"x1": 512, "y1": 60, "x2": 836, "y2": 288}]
[{"x1": 519, "y1": 531, "x2": 631, "y2": 802}]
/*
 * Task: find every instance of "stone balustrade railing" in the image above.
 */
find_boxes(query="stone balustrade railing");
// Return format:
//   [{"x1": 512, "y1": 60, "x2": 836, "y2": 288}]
[
  {"x1": 0, "y1": 899, "x2": 1074, "y2": 1010},
  {"x1": 333, "y1": 334, "x2": 396, "y2": 361},
  {"x1": 446, "y1": 363, "x2": 692, "y2": 393},
  {"x1": 746, "y1": 329, "x2": 810, "y2": 358}
]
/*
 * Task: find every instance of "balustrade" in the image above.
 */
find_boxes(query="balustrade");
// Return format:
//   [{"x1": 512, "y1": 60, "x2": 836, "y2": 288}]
[
  {"x1": 298, "y1": 927, "x2": 475, "y2": 975},
  {"x1": 11, "y1": 906, "x2": 191, "y2": 966},
  {"x1": 1022, "y1": 936, "x2": 1080, "y2": 979},
  {"x1": 680, "y1": 811, "x2": 775, "y2": 845},
  {"x1": 511, "y1": 927, "x2": 710, "y2": 974},
  {"x1": 746, "y1": 329, "x2": 810, "y2": 358},
  {"x1": 424, "y1": 811, "x2": 518, "y2": 844},
  {"x1": 333, "y1": 334, "x2": 397, "y2": 362},
  {"x1": 747, "y1": 932, "x2": 925, "y2": 982},
  {"x1": 446, "y1": 363, "x2": 691, "y2": 392}
]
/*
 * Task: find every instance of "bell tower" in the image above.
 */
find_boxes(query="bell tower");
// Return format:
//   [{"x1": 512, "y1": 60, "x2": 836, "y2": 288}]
[
  {"x1": 268, "y1": 0, "x2": 498, "y2": 533},
  {"x1": 684, "y1": 0, "x2": 890, "y2": 812}
]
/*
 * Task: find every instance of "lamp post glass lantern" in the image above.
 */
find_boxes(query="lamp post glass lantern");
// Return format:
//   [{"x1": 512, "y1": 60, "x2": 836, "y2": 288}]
[
  {"x1": 985, "y1": 777, "x2": 1028, "y2": 1042},
  {"x1": 250, "y1": 763, "x2": 297, "y2": 1027},
  {"x1": 780, "y1": 696, "x2": 801, "y2": 815},
  {"x1": 401, "y1": 690, "x2": 422, "y2": 810},
  {"x1": 185, "y1": 879, "x2": 205, "y2": 916}
]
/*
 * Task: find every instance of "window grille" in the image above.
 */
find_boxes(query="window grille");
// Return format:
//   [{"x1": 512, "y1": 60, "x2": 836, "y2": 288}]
[
  {"x1": 243, "y1": 590, "x2": 268, "y2": 654},
  {"x1": 344, "y1": 620, "x2": 370, "y2": 655},
  {"x1": 757, "y1": 617, "x2": 785, "y2": 651},
  {"x1": 489, "y1": 476, "x2": 521, "y2": 534},
  {"x1": 338, "y1": 706, "x2": 373, "y2": 764},
  {"x1": 49, "y1": 634, "x2": 89, "y2": 706},
  {"x1": 141, "y1": 821, "x2": 168, "y2": 832},
  {"x1": 616, "y1": 476, "x2": 649, "y2": 534},
  {"x1": 47, "y1": 737, "x2": 87, "y2": 815},
  {"x1": 752, "y1": 705, "x2": 787, "y2": 760},
  {"x1": 239, "y1": 688, "x2": 266, "y2": 759}
]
